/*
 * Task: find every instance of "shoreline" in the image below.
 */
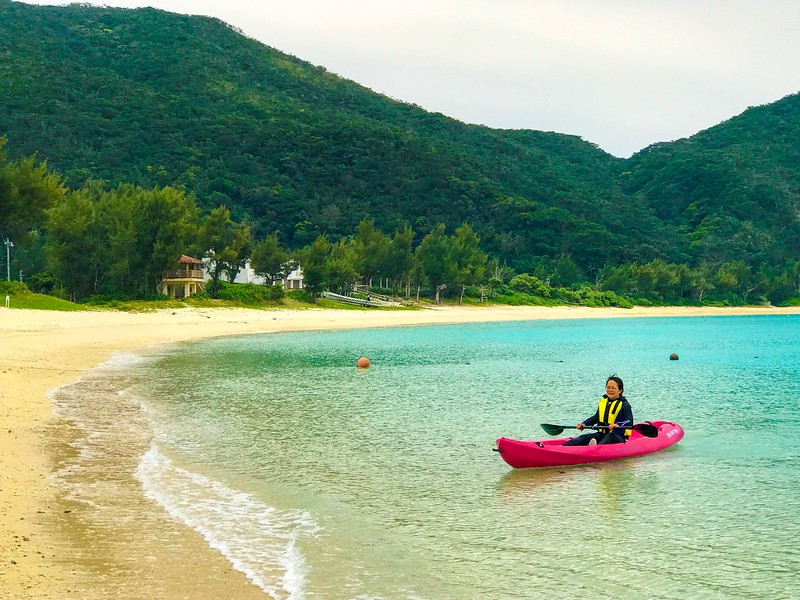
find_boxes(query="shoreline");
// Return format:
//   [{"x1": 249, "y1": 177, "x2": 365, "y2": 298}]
[{"x1": 2, "y1": 303, "x2": 799, "y2": 597}]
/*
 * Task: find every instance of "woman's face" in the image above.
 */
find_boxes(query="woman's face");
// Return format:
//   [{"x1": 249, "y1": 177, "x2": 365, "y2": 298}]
[{"x1": 605, "y1": 380, "x2": 621, "y2": 400}]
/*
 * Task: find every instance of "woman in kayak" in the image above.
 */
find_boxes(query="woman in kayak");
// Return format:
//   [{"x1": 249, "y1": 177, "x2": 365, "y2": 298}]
[{"x1": 562, "y1": 376, "x2": 633, "y2": 445}]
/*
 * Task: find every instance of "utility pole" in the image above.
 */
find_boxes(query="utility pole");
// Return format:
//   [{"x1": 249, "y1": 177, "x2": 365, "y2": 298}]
[{"x1": 3, "y1": 238, "x2": 12, "y2": 281}]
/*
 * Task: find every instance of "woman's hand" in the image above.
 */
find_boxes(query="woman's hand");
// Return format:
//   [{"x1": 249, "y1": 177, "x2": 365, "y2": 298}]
[
  {"x1": 608, "y1": 423, "x2": 617, "y2": 431},
  {"x1": 576, "y1": 423, "x2": 585, "y2": 431}
]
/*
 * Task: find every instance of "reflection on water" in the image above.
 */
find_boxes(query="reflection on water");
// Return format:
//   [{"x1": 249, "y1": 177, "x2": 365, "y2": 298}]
[
  {"x1": 596, "y1": 464, "x2": 644, "y2": 515},
  {"x1": 496, "y1": 449, "x2": 669, "y2": 487},
  {"x1": 496, "y1": 465, "x2": 583, "y2": 498},
  {"x1": 495, "y1": 458, "x2": 659, "y2": 516}
]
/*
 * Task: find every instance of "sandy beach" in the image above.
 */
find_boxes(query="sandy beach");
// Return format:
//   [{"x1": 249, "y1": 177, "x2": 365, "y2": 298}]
[{"x1": 2, "y1": 303, "x2": 799, "y2": 598}]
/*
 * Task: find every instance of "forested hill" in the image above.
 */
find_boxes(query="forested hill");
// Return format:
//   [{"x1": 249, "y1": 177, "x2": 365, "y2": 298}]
[
  {"x1": 1, "y1": 0, "x2": 799, "y2": 277},
  {"x1": 621, "y1": 93, "x2": 800, "y2": 268},
  {"x1": 0, "y1": 0, "x2": 656, "y2": 273}
]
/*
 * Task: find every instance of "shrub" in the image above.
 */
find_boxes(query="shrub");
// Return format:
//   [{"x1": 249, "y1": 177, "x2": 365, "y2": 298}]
[
  {"x1": 26, "y1": 271, "x2": 57, "y2": 294},
  {"x1": 263, "y1": 284, "x2": 285, "y2": 301},
  {"x1": 509, "y1": 274, "x2": 551, "y2": 297},
  {"x1": 552, "y1": 286, "x2": 633, "y2": 308},
  {"x1": 216, "y1": 282, "x2": 286, "y2": 305},
  {"x1": 463, "y1": 285, "x2": 483, "y2": 298},
  {"x1": 287, "y1": 289, "x2": 316, "y2": 303},
  {"x1": 0, "y1": 280, "x2": 31, "y2": 295},
  {"x1": 84, "y1": 293, "x2": 133, "y2": 306}
]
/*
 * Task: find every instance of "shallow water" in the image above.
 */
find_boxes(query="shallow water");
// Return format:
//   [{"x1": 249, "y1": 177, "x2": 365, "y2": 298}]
[{"x1": 52, "y1": 316, "x2": 800, "y2": 599}]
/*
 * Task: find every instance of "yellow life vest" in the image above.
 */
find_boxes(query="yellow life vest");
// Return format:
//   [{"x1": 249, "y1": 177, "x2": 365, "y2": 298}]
[{"x1": 597, "y1": 396, "x2": 631, "y2": 438}]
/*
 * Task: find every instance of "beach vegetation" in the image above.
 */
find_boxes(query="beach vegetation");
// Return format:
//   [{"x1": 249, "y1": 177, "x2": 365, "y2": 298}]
[
  {"x1": 44, "y1": 182, "x2": 201, "y2": 301},
  {"x1": 0, "y1": 280, "x2": 29, "y2": 295},
  {"x1": 6, "y1": 293, "x2": 87, "y2": 311},
  {"x1": 415, "y1": 224, "x2": 455, "y2": 304},
  {"x1": 24, "y1": 270, "x2": 58, "y2": 295},
  {"x1": 201, "y1": 205, "x2": 252, "y2": 297},
  {"x1": 0, "y1": 280, "x2": 86, "y2": 310},
  {"x1": 215, "y1": 281, "x2": 285, "y2": 305},
  {"x1": 294, "y1": 235, "x2": 332, "y2": 296},
  {"x1": 250, "y1": 233, "x2": 293, "y2": 285},
  {"x1": 285, "y1": 289, "x2": 317, "y2": 305},
  {"x1": 509, "y1": 274, "x2": 551, "y2": 297}
]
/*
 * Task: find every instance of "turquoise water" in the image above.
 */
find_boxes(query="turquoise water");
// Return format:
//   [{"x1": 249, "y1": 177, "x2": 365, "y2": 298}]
[{"x1": 54, "y1": 316, "x2": 800, "y2": 599}]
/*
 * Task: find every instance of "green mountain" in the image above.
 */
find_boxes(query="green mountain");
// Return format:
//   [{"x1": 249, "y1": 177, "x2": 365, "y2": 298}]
[
  {"x1": 623, "y1": 94, "x2": 800, "y2": 269},
  {"x1": 1, "y1": 0, "x2": 798, "y2": 277}
]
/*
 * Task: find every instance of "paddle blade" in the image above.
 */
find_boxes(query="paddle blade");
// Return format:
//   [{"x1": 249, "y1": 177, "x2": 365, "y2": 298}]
[
  {"x1": 633, "y1": 423, "x2": 659, "y2": 438},
  {"x1": 540, "y1": 423, "x2": 566, "y2": 436}
]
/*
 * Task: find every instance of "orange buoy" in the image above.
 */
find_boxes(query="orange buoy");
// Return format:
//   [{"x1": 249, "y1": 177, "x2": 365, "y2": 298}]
[{"x1": 357, "y1": 357, "x2": 371, "y2": 369}]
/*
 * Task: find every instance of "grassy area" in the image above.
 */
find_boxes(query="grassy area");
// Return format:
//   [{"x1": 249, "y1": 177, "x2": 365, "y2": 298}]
[
  {"x1": 0, "y1": 289, "x2": 420, "y2": 312},
  {"x1": 2, "y1": 292, "x2": 89, "y2": 311},
  {"x1": 5, "y1": 288, "x2": 786, "y2": 313},
  {"x1": 0, "y1": 280, "x2": 598, "y2": 312}
]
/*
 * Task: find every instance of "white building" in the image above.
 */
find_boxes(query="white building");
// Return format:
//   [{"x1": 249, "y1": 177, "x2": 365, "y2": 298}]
[
  {"x1": 281, "y1": 265, "x2": 304, "y2": 290},
  {"x1": 202, "y1": 259, "x2": 303, "y2": 289}
]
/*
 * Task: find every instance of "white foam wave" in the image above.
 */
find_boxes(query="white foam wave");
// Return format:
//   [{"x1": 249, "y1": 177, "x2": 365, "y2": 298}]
[
  {"x1": 48, "y1": 350, "x2": 147, "y2": 408},
  {"x1": 136, "y1": 445, "x2": 318, "y2": 599},
  {"x1": 96, "y1": 350, "x2": 149, "y2": 370}
]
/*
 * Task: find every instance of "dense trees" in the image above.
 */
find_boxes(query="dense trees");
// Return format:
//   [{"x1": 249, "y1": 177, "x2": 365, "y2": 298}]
[
  {"x1": 595, "y1": 258, "x2": 797, "y2": 306},
  {"x1": 295, "y1": 235, "x2": 331, "y2": 295},
  {"x1": 353, "y1": 219, "x2": 390, "y2": 287},
  {"x1": 3, "y1": 3, "x2": 800, "y2": 306},
  {"x1": 385, "y1": 225, "x2": 416, "y2": 294},
  {"x1": 2, "y1": 131, "x2": 799, "y2": 307},
  {"x1": 272, "y1": 220, "x2": 486, "y2": 303},
  {"x1": 250, "y1": 232, "x2": 292, "y2": 284},
  {"x1": 0, "y1": 1, "x2": 644, "y2": 277},
  {"x1": 46, "y1": 183, "x2": 200, "y2": 299},
  {"x1": 46, "y1": 184, "x2": 101, "y2": 300},
  {"x1": 201, "y1": 206, "x2": 251, "y2": 296},
  {"x1": 622, "y1": 94, "x2": 800, "y2": 272},
  {"x1": 2, "y1": 136, "x2": 798, "y2": 307},
  {"x1": 0, "y1": 139, "x2": 66, "y2": 284},
  {"x1": 415, "y1": 225, "x2": 452, "y2": 304},
  {"x1": 0, "y1": 140, "x2": 66, "y2": 241},
  {"x1": 449, "y1": 224, "x2": 487, "y2": 304}
]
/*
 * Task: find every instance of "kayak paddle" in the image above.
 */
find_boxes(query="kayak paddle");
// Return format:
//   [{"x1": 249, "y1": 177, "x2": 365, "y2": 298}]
[{"x1": 540, "y1": 422, "x2": 659, "y2": 438}]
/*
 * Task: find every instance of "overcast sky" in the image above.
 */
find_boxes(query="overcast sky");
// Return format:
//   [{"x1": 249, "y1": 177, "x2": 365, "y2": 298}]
[{"x1": 21, "y1": 0, "x2": 800, "y2": 157}]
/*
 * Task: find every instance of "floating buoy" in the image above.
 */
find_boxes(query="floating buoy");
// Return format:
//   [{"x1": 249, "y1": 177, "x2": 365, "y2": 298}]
[
  {"x1": 357, "y1": 357, "x2": 371, "y2": 369},
  {"x1": 669, "y1": 353, "x2": 679, "y2": 361}
]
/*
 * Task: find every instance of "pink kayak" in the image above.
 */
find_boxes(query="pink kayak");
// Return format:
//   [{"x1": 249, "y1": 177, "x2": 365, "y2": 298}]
[{"x1": 495, "y1": 420, "x2": 684, "y2": 469}]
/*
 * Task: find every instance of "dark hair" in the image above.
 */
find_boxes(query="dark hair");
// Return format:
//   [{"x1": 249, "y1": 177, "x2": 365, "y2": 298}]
[{"x1": 606, "y1": 375, "x2": 624, "y2": 392}]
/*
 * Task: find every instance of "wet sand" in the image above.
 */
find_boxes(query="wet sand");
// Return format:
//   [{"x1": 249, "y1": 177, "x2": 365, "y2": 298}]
[{"x1": 2, "y1": 304, "x2": 798, "y2": 598}]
